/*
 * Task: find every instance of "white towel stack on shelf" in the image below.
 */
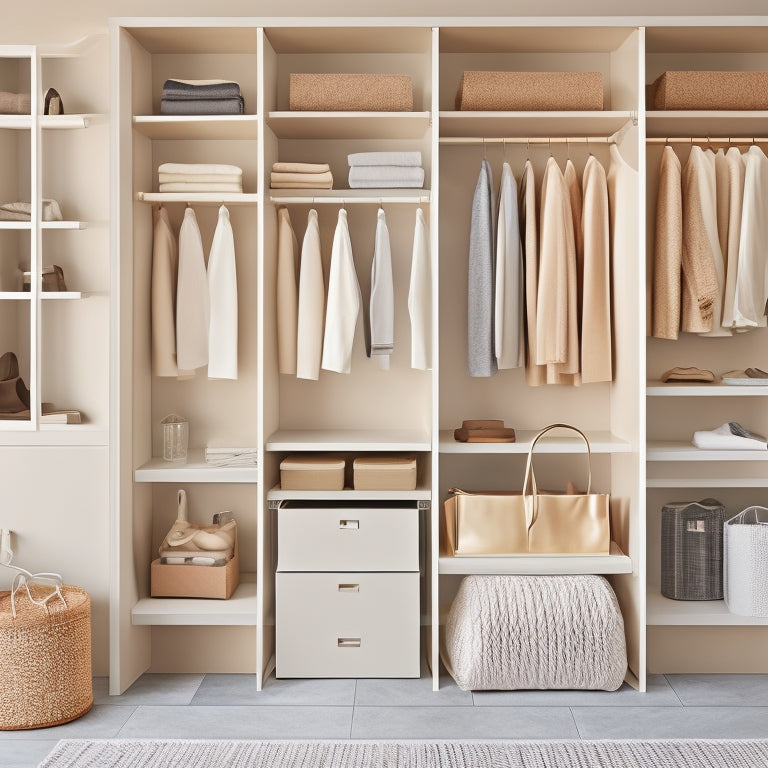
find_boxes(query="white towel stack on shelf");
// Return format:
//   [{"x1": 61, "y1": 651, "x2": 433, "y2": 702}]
[
  {"x1": 347, "y1": 151, "x2": 425, "y2": 189},
  {"x1": 158, "y1": 163, "x2": 243, "y2": 193}
]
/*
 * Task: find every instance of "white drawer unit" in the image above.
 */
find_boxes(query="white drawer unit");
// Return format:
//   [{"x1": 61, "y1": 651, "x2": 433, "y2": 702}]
[
  {"x1": 277, "y1": 501, "x2": 419, "y2": 572},
  {"x1": 275, "y1": 571, "x2": 420, "y2": 678}
]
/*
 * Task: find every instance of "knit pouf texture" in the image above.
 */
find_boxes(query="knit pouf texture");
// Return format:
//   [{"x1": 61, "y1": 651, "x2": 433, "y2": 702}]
[
  {"x1": 0, "y1": 585, "x2": 93, "y2": 730},
  {"x1": 445, "y1": 574, "x2": 627, "y2": 691}
]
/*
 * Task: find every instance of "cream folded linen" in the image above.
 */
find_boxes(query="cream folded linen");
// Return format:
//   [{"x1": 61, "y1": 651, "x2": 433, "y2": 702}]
[
  {"x1": 348, "y1": 166, "x2": 425, "y2": 184},
  {"x1": 158, "y1": 162, "x2": 243, "y2": 176},
  {"x1": 0, "y1": 199, "x2": 63, "y2": 221},
  {"x1": 159, "y1": 182, "x2": 243, "y2": 193},
  {"x1": 693, "y1": 422, "x2": 767, "y2": 450},
  {"x1": 272, "y1": 162, "x2": 331, "y2": 174},
  {"x1": 159, "y1": 173, "x2": 242, "y2": 184},
  {"x1": 348, "y1": 151, "x2": 422, "y2": 167},
  {"x1": 270, "y1": 171, "x2": 334, "y2": 186},
  {"x1": 270, "y1": 179, "x2": 334, "y2": 189},
  {"x1": 0, "y1": 91, "x2": 30, "y2": 114}
]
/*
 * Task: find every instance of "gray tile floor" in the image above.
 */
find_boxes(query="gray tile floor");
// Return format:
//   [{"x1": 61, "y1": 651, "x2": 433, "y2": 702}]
[{"x1": 5, "y1": 673, "x2": 768, "y2": 768}]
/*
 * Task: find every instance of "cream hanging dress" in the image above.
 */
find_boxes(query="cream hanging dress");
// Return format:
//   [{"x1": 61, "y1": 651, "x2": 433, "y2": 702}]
[
  {"x1": 176, "y1": 206, "x2": 210, "y2": 373},
  {"x1": 296, "y1": 208, "x2": 325, "y2": 381},
  {"x1": 151, "y1": 205, "x2": 179, "y2": 377},
  {"x1": 369, "y1": 207, "x2": 394, "y2": 370},
  {"x1": 207, "y1": 205, "x2": 238, "y2": 380},
  {"x1": 494, "y1": 161, "x2": 524, "y2": 369},
  {"x1": 322, "y1": 208, "x2": 361, "y2": 374},
  {"x1": 408, "y1": 207, "x2": 432, "y2": 371},
  {"x1": 720, "y1": 147, "x2": 746, "y2": 329},
  {"x1": 276, "y1": 207, "x2": 299, "y2": 374}
]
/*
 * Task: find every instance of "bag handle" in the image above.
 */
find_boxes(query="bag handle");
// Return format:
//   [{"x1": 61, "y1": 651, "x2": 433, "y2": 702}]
[{"x1": 523, "y1": 423, "x2": 593, "y2": 531}]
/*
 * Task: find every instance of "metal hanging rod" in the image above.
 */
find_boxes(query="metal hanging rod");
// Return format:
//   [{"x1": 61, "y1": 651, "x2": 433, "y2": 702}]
[
  {"x1": 269, "y1": 195, "x2": 430, "y2": 205},
  {"x1": 439, "y1": 136, "x2": 616, "y2": 146},
  {"x1": 646, "y1": 137, "x2": 768, "y2": 145}
]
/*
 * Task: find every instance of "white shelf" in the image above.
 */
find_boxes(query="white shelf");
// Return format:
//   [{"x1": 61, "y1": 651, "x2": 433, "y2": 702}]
[
  {"x1": 266, "y1": 429, "x2": 430, "y2": 452},
  {"x1": 269, "y1": 189, "x2": 430, "y2": 205},
  {"x1": 41, "y1": 291, "x2": 88, "y2": 300},
  {"x1": 267, "y1": 484, "x2": 431, "y2": 502},
  {"x1": 647, "y1": 477, "x2": 768, "y2": 488},
  {"x1": 439, "y1": 111, "x2": 634, "y2": 139},
  {"x1": 0, "y1": 115, "x2": 31, "y2": 130},
  {"x1": 646, "y1": 111, "x2": 768, "y2": 138},
  {"x1": 647, "y1": 381, "x2": 768, "y2": 396},
  {"x1": 39, "y1": 114, "x2": 92, "y2": 130},
  {"x1": 439, "y1": 430, "x2": 631, "y2": 454},
  {"x1": 646, "y1": 591, "x2": 768, "y2": 626},
  {"x1": 0, "y1": 292, "x2": 30, "y2": 301},
  {"x1": 647, "y1": 442, "x2": 768, "y2": 461},
  {"x1": 42, "y1": 221, "x2": 87, "y2": 230},
  {"x1": 132, "y1": 114, "x2": 259, "y2": 140},
  {"x1": 131, "y1": 579, "x2": 257, "y2": 626},
  {"x1": 0, "y1": 426, "x2": 108, "y2": 446},
  {"x1": 267, "y1": 111, "x2": 431, "y2": 140},
  {"x1": 137, "y1": 192, "x2": 259, "y2": 205},
  {"x1": 0, "y1": 222, "x2": 31, "y2": 230},
  {"x1": 134, "y1": 448, "x2": 258, "y2": 483},
  {"x1": 439, "y1": 541, "x2": 631, "y2": 575}
]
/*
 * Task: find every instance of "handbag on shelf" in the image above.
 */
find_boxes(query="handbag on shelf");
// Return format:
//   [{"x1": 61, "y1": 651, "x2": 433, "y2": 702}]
[{"x1": 443, "y1": 423, "x2": 611, "y2": 556}]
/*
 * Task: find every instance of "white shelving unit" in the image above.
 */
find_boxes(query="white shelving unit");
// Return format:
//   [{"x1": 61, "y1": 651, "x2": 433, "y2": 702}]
[
  {"x1": 439, "y1": 111, "x2": 634, "y2": 138},
  {"x1": 136, "y1": 192, "x2": 260, "y2": 204},
  {"x1": 646, "y1": 591, "x2": 768, "y2": 626},
  {"x1": 647, "y1": 443, "x2": 768, "y2": 461},
  {"x1": 133, "y1": 114, "x2": 259, "y2": 140},
  {"x1": 647, "y1": 382, "x2": 768, "y2": 396},
  {"x1": 267, "y1": 111, "x2": 431, "y2": 140},
  {"x1": 439, "y1": 430, "x2": 632, "y2": 454},
  {"x1": 266, "y1": 429, "x2": 431, "y2": 452},
  {"x1": 267, "y1": 484, "x2": 431, "y2": 502},
  {"x1": 135, "y1": 449, "x2": 259, "y2": 483}
]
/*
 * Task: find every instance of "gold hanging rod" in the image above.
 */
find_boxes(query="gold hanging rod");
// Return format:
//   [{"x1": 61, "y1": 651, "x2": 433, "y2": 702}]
[
  {"x1": 439, "y1": 136, "x2": 616, "y2": 146},
  {"x1": 646, "y1": 137, "x2": 768, "y2": 145}
]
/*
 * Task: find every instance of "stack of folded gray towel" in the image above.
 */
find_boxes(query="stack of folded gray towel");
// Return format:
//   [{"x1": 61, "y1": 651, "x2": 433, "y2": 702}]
[
  {"x1": 347, "y1": 151, "x2": 424, "y2": 188},
  {"x1": 157, "y1": 163, "x2": 243, "y2": 193},
  {"x1": 160, "y1": 79, "x2": 244, "y2": 115}
]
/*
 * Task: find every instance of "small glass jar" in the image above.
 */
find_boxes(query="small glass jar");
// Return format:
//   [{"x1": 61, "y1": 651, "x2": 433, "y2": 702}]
[{"x1": 161, "y1": 414, "x2": 189, "y2": 462}]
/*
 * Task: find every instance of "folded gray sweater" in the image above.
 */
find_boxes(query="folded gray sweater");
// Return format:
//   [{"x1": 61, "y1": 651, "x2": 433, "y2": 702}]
[
  {"x1": 160, "y1": 98, "x2": 244, "y2": 115},
  {"x1": 162, "y1": 79, "x2": 242, "y2": 100}
]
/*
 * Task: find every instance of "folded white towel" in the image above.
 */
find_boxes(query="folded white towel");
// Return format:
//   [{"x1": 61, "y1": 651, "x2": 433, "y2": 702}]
[
  {"x1": 348, "y1": 166, "x2": 425, "y2": 185},
  {"x1": 693, "y1": 422, "x2": 767, "y2": 450},
  {"x1": 273, "y1": 162, "x2": 331, "y2": 174},
  {"x1": 159, "y1": 182, "x2": 243, "y2": 193},
  {"x1": 159, "y1": 173, "x2": 242, "y2": 184},
  {"x1": 348, "y1": 152, "x2": 422, "y2": 167},
  {"x1": 158, "y1": 162, "x2": 243, "y2": 176}
]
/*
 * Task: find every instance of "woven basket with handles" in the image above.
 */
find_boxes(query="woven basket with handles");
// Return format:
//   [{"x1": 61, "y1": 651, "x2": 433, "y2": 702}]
[{"x1": 0, "y1": 584, "x2": 92, "y2": 730}]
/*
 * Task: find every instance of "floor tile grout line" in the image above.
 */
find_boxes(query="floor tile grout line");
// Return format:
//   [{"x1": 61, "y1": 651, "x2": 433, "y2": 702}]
[
  {"x1": 568, "y1": 707, "x2": 584, "y2": 740},
  {"x1": 663, "y1": 674, "x2": 686, "y2": 707},
  {"x1": 114, "y1": 705, "x2": 141, "y2": 738}
]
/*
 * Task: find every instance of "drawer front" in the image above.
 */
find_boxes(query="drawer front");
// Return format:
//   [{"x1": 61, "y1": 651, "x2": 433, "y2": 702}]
[
  {"x1": 276, "y1": 572, "x2": 420, "y2": 678},
  {"x1": 277, "y1": 505, "x2": 419, "y2": 571}
]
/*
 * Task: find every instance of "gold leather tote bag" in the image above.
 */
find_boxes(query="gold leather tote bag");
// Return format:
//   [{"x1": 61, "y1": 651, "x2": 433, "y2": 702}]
[{"x1": 443, "y1": 423, "x2": 611, "y2": 556}]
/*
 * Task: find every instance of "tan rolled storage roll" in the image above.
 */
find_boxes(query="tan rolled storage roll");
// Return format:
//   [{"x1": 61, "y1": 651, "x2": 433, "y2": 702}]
[
  {"x1": 280, "y1": 455, "x2": 345, "y2": 490},
  {"x1": 0, "y1": 585, "x2": 93, "y2": 730},
  {"x1": 651, "y1": 71, "x2": 768, "y2": 110},
  {"x1": 456, "y1": 71, "x2": 603, "y2": 111},
  {"x1": 353, "y1": 455, "x2": 417, "y2": 490},
  {"x1": 289, "y1": 73, "x2": 413, "y2": 111}
]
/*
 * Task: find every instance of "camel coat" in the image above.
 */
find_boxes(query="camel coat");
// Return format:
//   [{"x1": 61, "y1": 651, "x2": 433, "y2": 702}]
[{"x1": 276, "y1": 207, "x2": 299, "y2": 374}]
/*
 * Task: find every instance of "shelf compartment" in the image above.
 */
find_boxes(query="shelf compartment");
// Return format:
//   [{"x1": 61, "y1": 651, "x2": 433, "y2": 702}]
[
  {"x1": 647, "y1": 442, "x2": 768, "y2": 462},
  {"x1": 439, "y1": 541, "x2": 630, "y2": 575},
  {"x1": 439, "y1": 430, "x2": 631, "y2": 454},
  {"x1": 647, "y1": 381, "x2": 768, "y2": 396},
  {"x1": 39, "y1": 114, "x2": 92, "y2": 130},
  {"x1": 267, "y1": 484, "x2": 431, "y2": 502},
  {"x1": 267, "y1": 111, "x2": 431, "y2": 140},
  {"x1": 266, "y1": 429, "x2": 430, "y2": 452},
  {"x1": 439, "y1": 111, "x2": 634, "y2": 139},
  {"x1": 269, "y1": 189, "x2": 430, "y2": 205},
  {"x1": 132, "y1": 114, "x2": 259, "y2": 140},
  {"x1": 646, "y1": 591, "x2": 768, "y2": 626},
  {"x1": 131, "y1": 579, "x2": 258, "y2": 626},
  {"x1": 134, "y1": 448, "x2": 258, "y2": 483},
  {"x1": 646, "y1": 111, "x2": 768, "y2": 138},
  {"x1": 137, "y1": 192, "x2": 259, "y2": 205}
]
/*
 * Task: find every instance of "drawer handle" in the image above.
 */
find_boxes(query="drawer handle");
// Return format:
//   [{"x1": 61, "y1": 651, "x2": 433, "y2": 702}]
[
  {"x1": 338, "y1": 637, "x2": 361, "y2": 648},
  {"x1": 339, "y1": 519, "x2": 359, "y2": 530},
  {"x1": 338, "y1": 584, "x2": 360, "y2": 593}
]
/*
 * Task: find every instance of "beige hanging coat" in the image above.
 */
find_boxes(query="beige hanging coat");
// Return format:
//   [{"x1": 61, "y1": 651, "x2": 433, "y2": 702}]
[
  {"x1": 151, "y1": 205, "x2": 179, "y2": 377},
  {"x1": 721, "y1": 147, "x2": 746, "y2": 329},
  {"x1": 277, "y1": 207, "x2": 299, "y2": 374}
]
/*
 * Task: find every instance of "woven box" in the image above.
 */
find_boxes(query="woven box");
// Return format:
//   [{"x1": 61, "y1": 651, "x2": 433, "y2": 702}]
[
  {"x1": 281, "y1": 455, "x2": 345, "y2": 490},
  {"x1": 455, "y1": 71, "x2": 603, "y2": 111},
  {"x1": 724, "y1": 505, "x2": 768, "y2": 617},
  {"x1": 289, "y1": 73, "x2": 413, "y2": 111},
  {"x1": 661, "y1": 499, "x2": 726, "y2": 601},
  {"x1": 0, "y1": 585, "x2": 93, "y2": 730},
  {"x1": 353, "y1": 455, "x2": 417, "y2": 491},
  {"x1": 651, "y1": 71, "x2": 768, "y2": 110},
  {"x1": 151, "y1": 547, "x2": 240, "y2": 599}
]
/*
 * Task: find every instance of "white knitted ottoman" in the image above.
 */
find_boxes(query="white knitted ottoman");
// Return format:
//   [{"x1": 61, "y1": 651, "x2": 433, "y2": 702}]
[{"x1": 444, "y1": 574, "x2": 627, "y2": 691}]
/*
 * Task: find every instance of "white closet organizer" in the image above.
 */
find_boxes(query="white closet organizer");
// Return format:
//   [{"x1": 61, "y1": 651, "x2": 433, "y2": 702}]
[{"x1": 645, "y1": 25, "x2": 768, "y2": 671}]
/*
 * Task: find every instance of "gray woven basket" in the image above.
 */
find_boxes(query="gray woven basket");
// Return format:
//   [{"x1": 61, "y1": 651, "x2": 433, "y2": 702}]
[{"x1": 661, "y1": 498, "x2": 726, "y2": 601}]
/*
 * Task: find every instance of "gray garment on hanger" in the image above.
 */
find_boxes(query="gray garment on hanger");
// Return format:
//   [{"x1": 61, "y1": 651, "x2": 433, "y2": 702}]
[
  {"x1": 468, "y1": 158, "x2": 497, "y2": 377},
  {"x1": 369, "y1": 208, "x2": 394, "y2": 369}
]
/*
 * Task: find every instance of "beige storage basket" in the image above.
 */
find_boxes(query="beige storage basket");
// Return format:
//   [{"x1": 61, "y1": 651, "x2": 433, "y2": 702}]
[
  {"x1": 456, "y1": 71, "x2": 603, "y2": 111},
  {"x1": 280, "y1": 454, "x2": 345, "y2": 490},
  {"x1": 289, "y1": 73, "x2": 413, "y2": 111},
  {"x1": 651, "y1": 71, "x2": 768, "y2": 110},
  {"x1": 353, "y1": 455, "x2": 417, "y2": 491},
  {"x1": 0, "y1": 585, "x2": 93, "y2": 730}
]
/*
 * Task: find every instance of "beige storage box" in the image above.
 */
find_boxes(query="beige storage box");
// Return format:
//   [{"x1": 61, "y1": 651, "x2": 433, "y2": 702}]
[
  {"x1": 151, "y1": 547, "x2": 240, "y2": 599},
  {"x1": 353, "y1": 455, "x2": 417, "y2": 491},
  {"x1": 651, "y1": 71, "x2": 768, "y2": 110},
  {"x1": 289, "y1": 73, "x2": 413, "y2": 111},
  {"x1": 280, "y1": 455, "x2": 345, "y2": 490},
  {"x1": 456, "y1": 71, "x2": 603, "y2": 111}
]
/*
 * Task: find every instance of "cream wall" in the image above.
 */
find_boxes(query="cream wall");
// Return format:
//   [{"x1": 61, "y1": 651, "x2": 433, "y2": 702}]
[{"x1": 3, "y1": 0, "x2": 768, "y2": 44}]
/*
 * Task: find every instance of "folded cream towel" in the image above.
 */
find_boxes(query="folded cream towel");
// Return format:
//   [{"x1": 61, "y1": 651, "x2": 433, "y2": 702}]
[
  {"x1": 159, "y1": 173, "x2": 242, "y2": 184},
  {"x1": 158, "y1": 162, "x2": 243, "y2": 176},
  {"x1": 348, "y1": 166, "x2": 425, "y2": 184},
  {"x1": 0, "y1": 91, "x2": 30, "y2": 114},
  {"x1": 270, "y1": 180, "x2": 334, "y2": 189},
  {"x1": 0, "y1": 199, "x2": 63, "y2": 221},
  {"x1": 348, "y1": 151, "x2": 422, "y2": 167},
  {"x1": 693, "y1": 422, "x2": 767, "y2": 450},
  {"x1": 273, "y1": 162, "x2": 331, "y2": 174},
  {"x1": 270, "y1": 171, "x2": 334, "y2": 186},
  {"x1": 159, "y1": 182, "x2": 243, "y2": 193}
]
